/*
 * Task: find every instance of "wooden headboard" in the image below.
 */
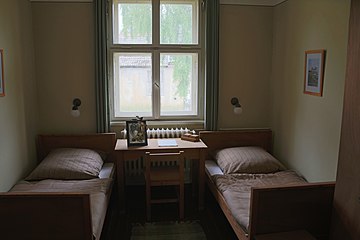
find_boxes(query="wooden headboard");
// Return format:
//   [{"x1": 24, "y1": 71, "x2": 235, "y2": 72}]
[
  {"x1": 199, "y1": 129, "x2": 273, "y2": 159},
  {"x1": 37, "y1": 133, "x2": 116, "y2": 162}
]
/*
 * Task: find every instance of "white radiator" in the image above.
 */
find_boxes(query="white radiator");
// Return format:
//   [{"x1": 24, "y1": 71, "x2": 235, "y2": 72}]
[
  {"x1": 121, "y1": 127, "x2": 194, "y2": 139},
  {"x1": 121, "y1": 128, "x2": 194, "y2": 185}
]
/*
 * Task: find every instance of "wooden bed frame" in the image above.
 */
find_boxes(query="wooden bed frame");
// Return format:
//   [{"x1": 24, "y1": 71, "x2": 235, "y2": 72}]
[
  {"x1": 0, "y1": 133, "x2": 116, "y2": 240},
  {"x1": 200, "y1": 129, "x2": 335, "y2": 240}
]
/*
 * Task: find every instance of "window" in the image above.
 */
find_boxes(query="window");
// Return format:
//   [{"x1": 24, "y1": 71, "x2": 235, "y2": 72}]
[{"x1": 110, "y1": 0, "x2": 203, "y2": 121}]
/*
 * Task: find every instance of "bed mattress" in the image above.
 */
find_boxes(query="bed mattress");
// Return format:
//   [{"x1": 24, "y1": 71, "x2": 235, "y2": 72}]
[
  {"x1": 9, "y1": 163, "x2": 115, "y2": 239},
  {"x1": 205, "y1": 160, "x2": 306, "y2": 233}
]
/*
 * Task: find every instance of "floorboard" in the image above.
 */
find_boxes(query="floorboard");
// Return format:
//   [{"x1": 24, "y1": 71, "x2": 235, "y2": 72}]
[{"x1": 102, "y1": 184, "x2": 238, "y2": 240}]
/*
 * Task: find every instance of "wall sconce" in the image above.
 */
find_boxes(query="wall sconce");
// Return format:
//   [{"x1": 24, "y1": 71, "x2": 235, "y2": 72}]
[
  {"x1": 71, "y1": 98, "x2": 81, "y2": 117},
  {"x1": 231, "y1": 97, "x2": 242, "y2": 115}
]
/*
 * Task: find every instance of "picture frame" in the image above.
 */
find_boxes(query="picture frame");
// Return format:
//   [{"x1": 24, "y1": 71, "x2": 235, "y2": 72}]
[
  {"x1": 126, "y1": 120, "x2": 148, "y2": 146},
  {"x1": 304, "y1": 49, "x2": 326, "y2": 96},
  {"x1": 0, "y1": 49, "x2": 4, "y2": 97}
]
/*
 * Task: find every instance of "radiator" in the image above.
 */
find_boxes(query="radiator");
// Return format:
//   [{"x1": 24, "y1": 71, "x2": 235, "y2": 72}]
[
  {"x1": 121, "y1": 127, "x2": 194, "y2": 139},
  {"x1": 121, "y1": 128, "x2": 194, "y2": 185}
]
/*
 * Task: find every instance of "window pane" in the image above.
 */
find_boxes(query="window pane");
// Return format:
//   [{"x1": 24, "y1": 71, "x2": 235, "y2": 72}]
[
  {"x1": 113, "y1": 0, "x2": 152, "y2": 44},
  {"x1": 160, "y1": 0, "x2": 198, "y2": 44},
  {"x1": 160, "y1": 53, "x2": 198, "y2": 116},
  {"x1": 113, "y1": 53, "x2": 152, "y2": 117}
]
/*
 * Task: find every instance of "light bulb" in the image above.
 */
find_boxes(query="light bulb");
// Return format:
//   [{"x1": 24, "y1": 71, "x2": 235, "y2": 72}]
[
  {"x1": 71, "y1": 109, "x2": 80, "y2": 117},
  {"x1": 234, "y1": 106, "x2": 243, "y2": 115}
]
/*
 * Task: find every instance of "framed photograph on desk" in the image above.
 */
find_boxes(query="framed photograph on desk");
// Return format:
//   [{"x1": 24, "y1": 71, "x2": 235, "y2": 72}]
[{"x1": 126, "y1": 120, "x2": 148, "y2": 146}]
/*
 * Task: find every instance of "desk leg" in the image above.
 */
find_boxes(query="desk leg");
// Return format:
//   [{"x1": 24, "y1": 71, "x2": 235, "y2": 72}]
[
  {"x1": 191, "y1": 158, "x2": 198, "y2": 198},
  {"x1": 199, "y1": 149, "x2": 205, "y2": 210},
  {"x1": 116, "y1": 151, "x2": 126, "y2": 214}
]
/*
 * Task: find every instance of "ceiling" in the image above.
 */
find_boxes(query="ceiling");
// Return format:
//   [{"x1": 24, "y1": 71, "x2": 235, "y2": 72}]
[
  {"x1": 221, "y1": 0, "x2": 287, "y2": 6},
  {"x1": 30, "y1": 0, "x2": 92, "y2": 2},
  {"x1": 30, "y1": 0, "x2": 287, "y2": 6}
]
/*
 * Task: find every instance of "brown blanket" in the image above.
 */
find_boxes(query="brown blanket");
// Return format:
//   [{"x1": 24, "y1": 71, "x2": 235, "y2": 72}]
[{"x1": 212, "y1": 170, "x2": 306, "y2": 232}]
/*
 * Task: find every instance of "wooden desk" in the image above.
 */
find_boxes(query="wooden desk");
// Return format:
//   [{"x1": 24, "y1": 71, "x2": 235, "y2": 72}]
[{"x1": 115, "y1": 138, "x2": 208, "y2": 213}]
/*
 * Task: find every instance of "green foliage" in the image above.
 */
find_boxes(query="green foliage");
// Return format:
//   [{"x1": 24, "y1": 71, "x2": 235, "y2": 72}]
[
  {"x1": 120, "y1": 2, "x2": 194, "y2": 100},
  {"x1": 120, "y1": 4, "x2": 152, "y2": 42},
  {"x1": 160, "y1": 4, "x2": 193, "y2": 44},
  {"x1": 173, "y1": 55, "x2": 191, "y2": 98}
]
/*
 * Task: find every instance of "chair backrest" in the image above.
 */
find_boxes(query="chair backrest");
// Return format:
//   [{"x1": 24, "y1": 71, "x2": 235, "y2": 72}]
[{"x1": 144, "y1": 151, "x2": 185, "y2": 180}]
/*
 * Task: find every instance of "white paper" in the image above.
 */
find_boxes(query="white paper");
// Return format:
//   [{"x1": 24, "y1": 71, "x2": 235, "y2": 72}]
[{"x1": 158, "y1": 139, "x2": 178, "y2": 147}]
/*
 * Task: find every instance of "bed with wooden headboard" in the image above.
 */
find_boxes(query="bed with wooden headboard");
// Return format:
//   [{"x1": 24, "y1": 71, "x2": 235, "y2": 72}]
[
  {"x1": 200, "y1": 129, "x2": 335, "y2": 240},
  {"x1": 0, "y1": 133, "x2": 116, "y2": 240}
]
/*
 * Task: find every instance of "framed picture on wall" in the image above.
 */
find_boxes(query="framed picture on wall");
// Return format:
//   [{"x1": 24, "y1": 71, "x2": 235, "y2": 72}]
[
  {"x1": 0, "y1": 49, "x2": 4, "y2": 97},
  {"x1": 126, "y1": 119, "x2": 148, "y2": 146},
  {"x1": 304, "y1": 49, "x2": 326, "y2": 96}
]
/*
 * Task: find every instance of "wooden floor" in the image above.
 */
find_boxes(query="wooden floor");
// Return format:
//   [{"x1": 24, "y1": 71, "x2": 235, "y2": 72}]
[{"x1": 101, "y1": 184, "x2": 238, "y2": 240}]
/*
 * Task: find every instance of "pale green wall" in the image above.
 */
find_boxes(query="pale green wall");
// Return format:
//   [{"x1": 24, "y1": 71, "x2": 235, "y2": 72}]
[
  {"x1": 0, "y1": 0, "x2": 351, "y2": 191},
  {"x1": 218, "y1": 5, "x2": 273, "y2": 129},
  {"x1": 32, "y1": 3, "x2": 97, "y2": 134},
  {"x1": 270, "y1": 0, "x2": 350, "y2": 181},
  {"x1": 0, "y1": 0, "x2": 38, "y2": 191}
]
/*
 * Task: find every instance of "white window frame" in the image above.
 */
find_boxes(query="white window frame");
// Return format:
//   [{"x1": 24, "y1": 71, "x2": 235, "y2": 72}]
[{"x1": 108, "y1": 0, "x2": 205, "y2": 123}]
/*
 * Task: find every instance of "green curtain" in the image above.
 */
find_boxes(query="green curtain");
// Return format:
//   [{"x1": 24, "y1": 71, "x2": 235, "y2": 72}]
[
  {"x1": 95, "y1": 0, "x2": 110, "y2": 133},
  {"x1": 205, "y1": 0, "x2": 219, "y2": 130}
]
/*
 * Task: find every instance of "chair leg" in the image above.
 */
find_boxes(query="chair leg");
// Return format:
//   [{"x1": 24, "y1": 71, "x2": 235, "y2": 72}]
[{"x1": 146, "y1": 184, "x2": 151, "y2": 221}]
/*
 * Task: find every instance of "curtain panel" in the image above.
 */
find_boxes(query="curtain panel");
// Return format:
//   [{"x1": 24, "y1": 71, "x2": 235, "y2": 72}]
[
  {"x1": 205, "y1": 0, "x2": 220, "y2": 131},
  {"x1": 95, "y1": 0, "x2": 110, "y2": 133}
]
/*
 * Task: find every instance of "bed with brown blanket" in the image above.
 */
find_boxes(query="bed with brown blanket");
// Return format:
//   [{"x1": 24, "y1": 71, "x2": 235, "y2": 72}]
[
  {"x1": 0, "y1": 133, "x2": 116, "y2": 240},
  {"x1": 200, "y1": 129, "x2": 335, "y2": 240}
]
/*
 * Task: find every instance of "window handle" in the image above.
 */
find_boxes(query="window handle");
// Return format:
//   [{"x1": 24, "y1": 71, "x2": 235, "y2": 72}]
[{"x1": 154, "y1": 82, "x2": 160, "y2": 88}]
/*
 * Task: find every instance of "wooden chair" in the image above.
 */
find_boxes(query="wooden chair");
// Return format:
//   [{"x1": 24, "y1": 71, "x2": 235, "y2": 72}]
[{"x1": 145, "y1": 151, "x2": 185, "y2": 221}]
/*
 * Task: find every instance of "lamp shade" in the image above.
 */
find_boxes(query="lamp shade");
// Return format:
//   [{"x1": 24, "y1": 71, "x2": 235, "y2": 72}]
[
  {"x1": 233, "y1": 106, "x2": 243, "y2": 115},
  {"x1": 71, "y1": 109, "x2": 80, "y2": 117},
  {"x1": 71, "y1": 98, "x2": 81, "y2": 117},
  {"x1": 231, "y1": 97, "x2": 242, "y2": 115}
]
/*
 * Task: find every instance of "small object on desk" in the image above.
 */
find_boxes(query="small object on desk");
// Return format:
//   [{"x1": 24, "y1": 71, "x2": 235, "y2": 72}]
[
  {"x1": 158, "y1": 139, "x2": 178, "y2": 147},
  {"x1": 181, "y1": 133, "x2": 200, "y2": 142}
]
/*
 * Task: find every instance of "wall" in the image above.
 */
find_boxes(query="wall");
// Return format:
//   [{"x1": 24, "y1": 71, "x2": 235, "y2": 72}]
[
  {"x1": 218, "y1": 5, "x2": 273, "y2": 129},
  {"x1": 270, "y1": 0, "x2": 350, "y2": 182},
  {"x1": 32, "y1": 2, "x2": 97, "y2": 134},
  {"x1": 30, "y1": 4, "x2": 275, "y2": 134},
  {"x1": 27, "y1": 1, "x2": 350, "y2": 183},
  {"x1": 0, "y1": 0, "x2": 38, "y2": 191}
]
